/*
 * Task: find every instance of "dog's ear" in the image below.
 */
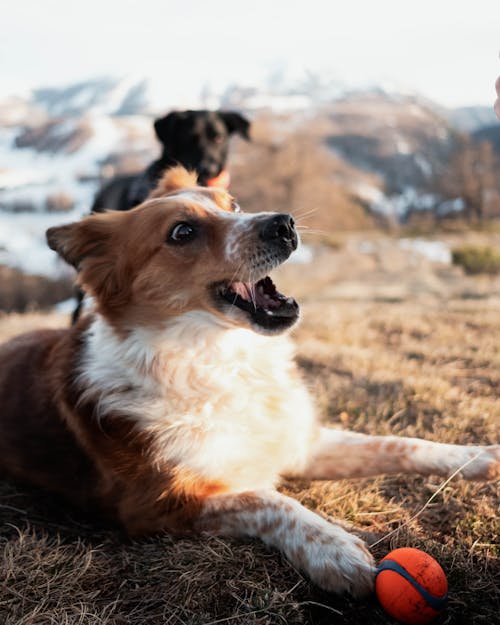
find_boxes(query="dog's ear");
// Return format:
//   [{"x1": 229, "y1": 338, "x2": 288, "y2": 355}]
[
  {"x1": 219, "y1": 112, "x2": 251, "y2": 140},
  {"x1": 148, "y1": 166, "x2": 198, "y2": 198},
  {"x1": 154, "y1": 111, "x2": 182, "y2": 143},
  {"x1": 47, "y1": 215, "x2": 132, "y2": 310},
  {"x1": 46, "y1": 216, "x2": 114, "y2": 269}
]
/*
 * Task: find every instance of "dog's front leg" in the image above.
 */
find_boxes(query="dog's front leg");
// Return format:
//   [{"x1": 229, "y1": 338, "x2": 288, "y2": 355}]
[
  {"x1": 296, "y1": 428, "x2": 500, "y2": 481},
  {"x1": 195, "y1": 490, "x2": 375, "y2": 597}
]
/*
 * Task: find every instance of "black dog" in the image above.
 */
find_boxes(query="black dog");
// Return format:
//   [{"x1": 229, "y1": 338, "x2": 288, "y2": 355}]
[
  {"x1": 72, "y1": 110, "x2": 250, "y2": 323},
  {"x1": 92, "y1": 110, "x2": 250, "y2": 213}
]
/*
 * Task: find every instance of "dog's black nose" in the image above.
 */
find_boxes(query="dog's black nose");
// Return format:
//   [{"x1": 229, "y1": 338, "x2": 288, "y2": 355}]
[
  {"x1": 259, "y1": 214, "x2": 297, "y2": 250},
  {"x1": 199, "y1": 161, "x2": 220, "y2": 180}
]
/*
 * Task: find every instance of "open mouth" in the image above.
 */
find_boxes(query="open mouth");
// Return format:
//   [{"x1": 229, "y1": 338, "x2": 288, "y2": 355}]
[{"x1": 215, "y1": 276, "x2": 299, "y2": 332}]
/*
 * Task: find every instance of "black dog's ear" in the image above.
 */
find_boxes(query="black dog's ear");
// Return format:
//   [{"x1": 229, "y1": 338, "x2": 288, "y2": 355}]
[
  {"x1": 219, "y1": 112, "x2": 251, "y2": 140},
  {"x1": 154, "y1": 112, "x2": 182, "y2": 143}
]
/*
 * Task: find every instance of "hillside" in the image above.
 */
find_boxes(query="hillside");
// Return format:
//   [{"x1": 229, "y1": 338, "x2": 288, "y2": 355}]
[{"x1": 1, "y1": 76, "x2": 500, "y2": 300}]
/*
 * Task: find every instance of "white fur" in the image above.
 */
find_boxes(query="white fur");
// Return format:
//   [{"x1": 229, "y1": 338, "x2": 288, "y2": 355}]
[
  {"x1": 298, "y1": 428, "x2": 500, "y2": 481},
  {"x1": 77, "y1": 311, "x2": 316, "y2": 491},
  {"x1": 74, "y1": 296, "x2": 499, "y2": 599},
  {"x1": 72, "y1": 192, "x2": 499, "y2": 596},
  {"x1": 197, "y1": 490, "x2": 375, "y2": 597},
  {"x1": 224, "y1": 212, "x2": 260, "y2": 262},
  {"x1": 147, "y1": 192, "x2": 220, "y2": 214},
  {"x1": 154, "y1": 190, "x2": 266, "y2": 264}
]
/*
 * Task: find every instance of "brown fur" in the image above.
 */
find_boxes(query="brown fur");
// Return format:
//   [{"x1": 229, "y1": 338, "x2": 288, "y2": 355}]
[
  {"x1": 0, "y1": 168, "x2": 249, "y2": 534},
  {"x1": 0, "y1": 317, "x2": 227, "y2": 534},
  {"x1": 47, "y1": 172, "x2": 247, "y2": 332},
  {"x1": 1, "y1": 167, "x2": 497, "y2": 598}
]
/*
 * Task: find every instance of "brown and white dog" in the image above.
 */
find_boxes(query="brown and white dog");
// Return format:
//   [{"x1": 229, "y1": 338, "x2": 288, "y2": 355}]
[{"x1": 0, "y1": 167, "x2": 498, "y2": 597}]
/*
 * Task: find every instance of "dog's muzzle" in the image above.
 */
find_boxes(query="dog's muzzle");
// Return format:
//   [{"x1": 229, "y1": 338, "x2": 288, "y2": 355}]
[{"x1": 259, "y1": 214, "x2": 298, "y2": 254}]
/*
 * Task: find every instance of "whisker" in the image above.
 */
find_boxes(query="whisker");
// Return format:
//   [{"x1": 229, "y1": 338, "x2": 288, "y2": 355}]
[
  {"x1": 296, "y1": 228, "x2": 328, "y2": 236},
  {"x1": 231, "y1": 290, "x2": 239, "y2": 307},
  {"x1": 249, "y1": 269, "x2": 257, "y2": 312},
  {"x1": 229, "y1": 259, "x2": 245, "y2": 288},
  {"x1": 293, "y1": 207, "x2": 319, "y2": 222},
  {"x1": 226, "y1": 259, "x2": 245, "y2": 309}
]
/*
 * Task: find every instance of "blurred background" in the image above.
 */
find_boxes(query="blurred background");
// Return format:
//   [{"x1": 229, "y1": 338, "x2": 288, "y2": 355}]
[
  {"x1": 1, "y1": 4, "x2": 500, "y2": 624},
  {"x1": 0, "y1": 0, "x2": 499, "y2": 310}
]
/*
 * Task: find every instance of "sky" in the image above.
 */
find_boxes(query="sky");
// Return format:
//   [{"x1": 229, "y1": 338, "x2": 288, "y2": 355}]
[{"x1": 1, "y1": 0, "x2": 500, "y2": 108}]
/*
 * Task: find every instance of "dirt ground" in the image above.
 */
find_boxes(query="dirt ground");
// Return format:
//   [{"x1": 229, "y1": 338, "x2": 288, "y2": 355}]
[{"x1": 0, "y1": 231, "x2": 499, "y2": 624}]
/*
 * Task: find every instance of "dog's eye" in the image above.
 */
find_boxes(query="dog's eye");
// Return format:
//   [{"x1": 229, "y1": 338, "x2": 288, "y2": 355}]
[
  {"x1": 168, "y1": 223, "x2": 196, "y2": 244},
  {"x1": 231, "y1": 200, "x2": 241, "y2": 213}
]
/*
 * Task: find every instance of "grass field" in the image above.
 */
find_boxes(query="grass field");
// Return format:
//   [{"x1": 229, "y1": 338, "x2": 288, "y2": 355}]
[{"x1": 0, "y1": 232, "x2": 499, "y2": 624}]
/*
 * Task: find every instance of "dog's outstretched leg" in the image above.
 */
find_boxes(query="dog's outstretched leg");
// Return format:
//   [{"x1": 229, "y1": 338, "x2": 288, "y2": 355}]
[
  {"x1": 296, "y1": 428, "x2": 500, "y2": 481},
  {"x1": 195, "y1": 490, "x2": 375, "y2": 597}
]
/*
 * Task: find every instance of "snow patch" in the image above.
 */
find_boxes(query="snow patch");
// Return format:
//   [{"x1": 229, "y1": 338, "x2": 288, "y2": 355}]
[
  {"x1": 437, "y1": 197, "x2": 465, "y2": 216},
  {"x1": 0, "y1": 208, "x2": 84, "y2": 277},
  {"x1": 354, "y1": 182, "x2": 385, "y2": 204},
  {"x1": 398, "y1": 238, "x2": 451, "y2": 264},
  {"x1": 54, "y1": 297, "x2": 77, "y2": 314},
  {"x1": 395, "y1": 138, "x2": 411, "y2": 154},
  {"x1": 414, "y1": 154, "x2": 433, "y2": 177},
  {"x1": 369, "y1": 187, "x2": 438, "y2": 220}
]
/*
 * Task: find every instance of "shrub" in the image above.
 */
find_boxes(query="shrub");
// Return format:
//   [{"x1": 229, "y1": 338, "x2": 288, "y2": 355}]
[{"x1": 452, "y1": 245, "x2": 500, "y2": 275}]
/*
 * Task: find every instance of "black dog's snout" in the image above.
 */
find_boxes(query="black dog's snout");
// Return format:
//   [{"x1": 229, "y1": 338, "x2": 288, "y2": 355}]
[
  {"x1": 199, "y1": 160, "x2": 220, "y2": 179},
  {"x1": 259, "y1": 214, "x2": 297, "y2": 249}
]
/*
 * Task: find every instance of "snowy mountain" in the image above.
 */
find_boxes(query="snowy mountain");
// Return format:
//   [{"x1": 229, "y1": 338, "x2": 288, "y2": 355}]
[
  {"x1": 446, "y1": 106, "x2": 499, "y2": 133},
  {"x1": 0, "y1": 75, "x2": 498, "y2": 282},
  {"x1": 0, "y1": 78, "x2": 157, "y2": 205},
  {"x1": 0, "y1": 77, "x2": 160, "y2": 279},
  {"x1": 25, "y1": 76, "x2": 151, "y2": 120}
]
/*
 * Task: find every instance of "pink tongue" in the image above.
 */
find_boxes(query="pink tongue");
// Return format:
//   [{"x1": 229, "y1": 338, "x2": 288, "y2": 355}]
[
  {"x1": 231, "y1": 282, "x2": 252, "y2": 300},
  {"x1": 230, "y1": 281, "x2": 282, "y2": 309}
]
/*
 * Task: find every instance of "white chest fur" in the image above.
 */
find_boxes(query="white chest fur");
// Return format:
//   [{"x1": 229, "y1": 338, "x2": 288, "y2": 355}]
[{"x1": 78, "y1": 313, "x2": 317, "y2": 491}]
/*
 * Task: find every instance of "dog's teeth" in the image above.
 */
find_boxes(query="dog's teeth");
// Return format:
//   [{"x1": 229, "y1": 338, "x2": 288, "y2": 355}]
[
  {"x1": 265, "y1": 310, "x2": 274, "y2": 316},
  {"x1": 286, "y1": 298, "x2": 294, "y2": 305}
]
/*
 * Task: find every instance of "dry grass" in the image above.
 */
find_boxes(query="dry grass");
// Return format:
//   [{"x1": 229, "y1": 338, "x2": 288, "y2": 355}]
[{"x1": 1, "y1": 236, "x2": 499, "y2": 624}]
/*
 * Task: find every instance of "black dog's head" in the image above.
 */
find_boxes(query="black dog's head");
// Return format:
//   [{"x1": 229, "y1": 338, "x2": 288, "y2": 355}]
[{"x1": 153, "y1": 110, "x2": 250, "y2": 185}]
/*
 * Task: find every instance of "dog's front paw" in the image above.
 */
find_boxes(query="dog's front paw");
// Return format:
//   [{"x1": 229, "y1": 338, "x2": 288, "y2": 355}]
[
  {"x1": 459, "y1": 445, "x2": 500, "y2": 481},
  {"x1": 289, "y1": 522, "x2": 376, "y2": 597}
]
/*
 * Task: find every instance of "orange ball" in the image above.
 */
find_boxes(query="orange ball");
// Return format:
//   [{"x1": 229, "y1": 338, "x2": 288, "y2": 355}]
[{"x1": 375, "y1": 547, "x2": 448, "y2": 625}]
